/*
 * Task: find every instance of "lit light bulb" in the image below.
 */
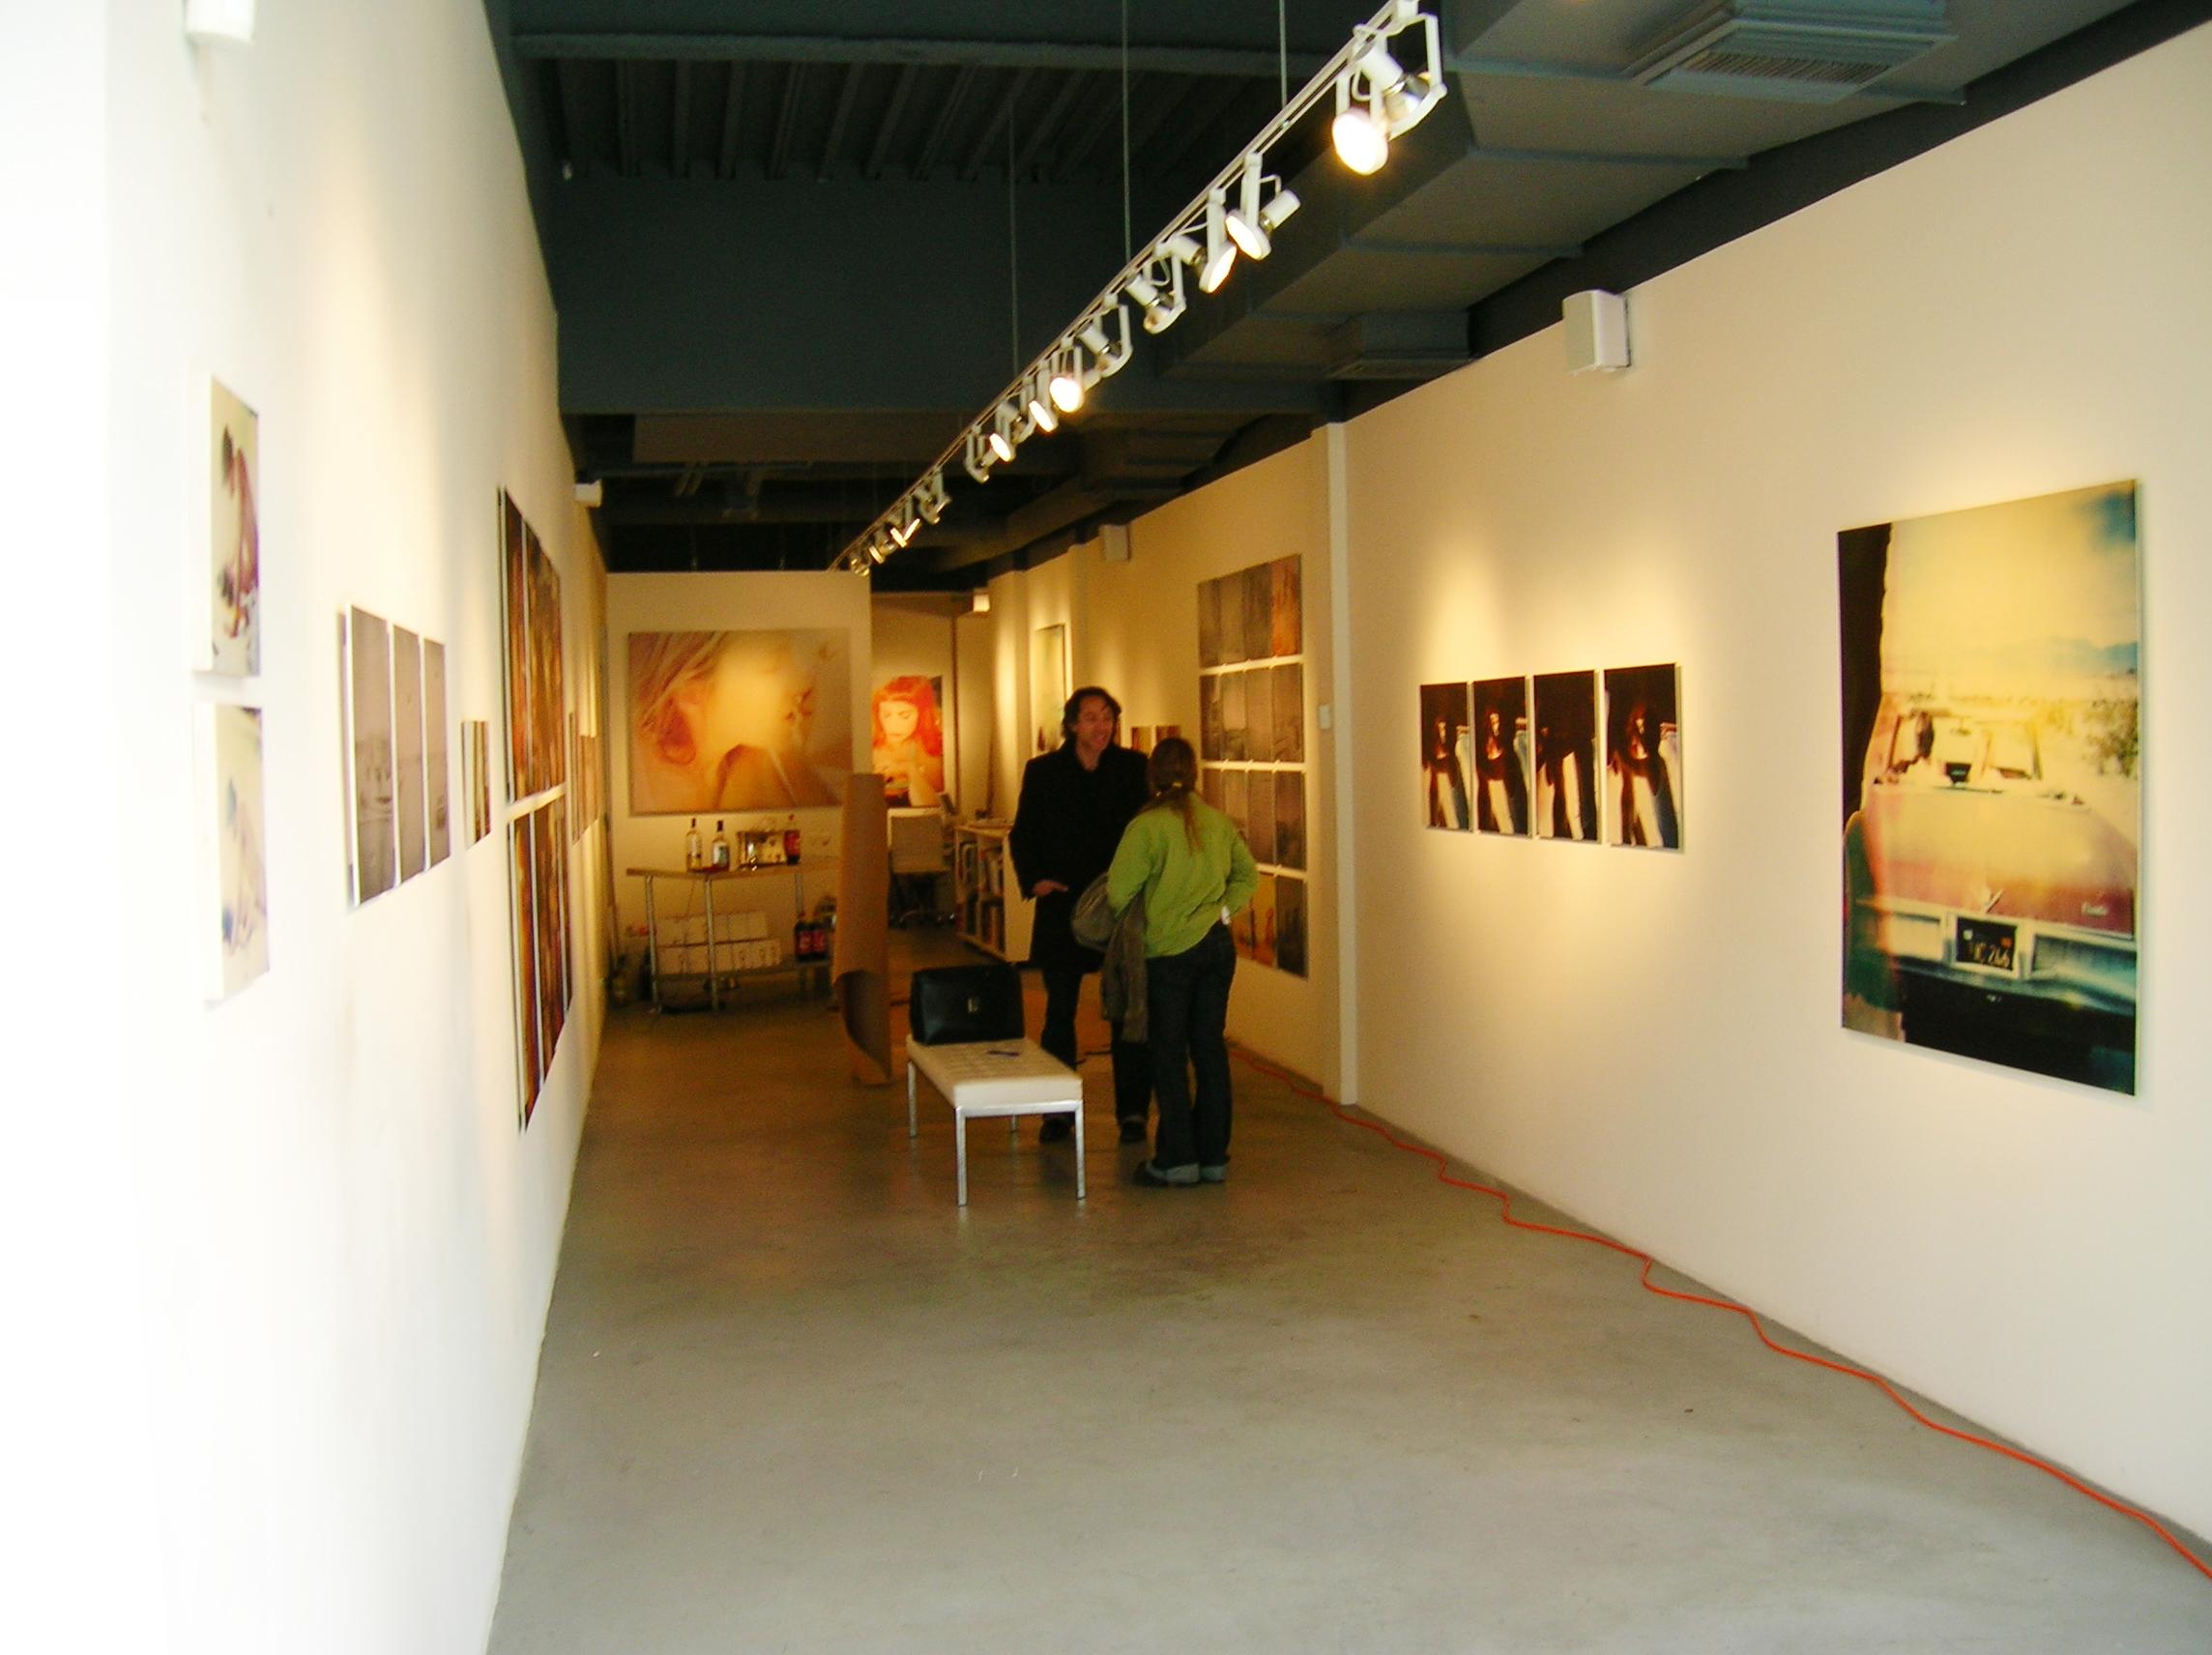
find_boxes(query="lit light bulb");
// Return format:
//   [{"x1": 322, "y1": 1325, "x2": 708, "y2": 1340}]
[{"x1": 1333, "y1": 105, "x2": 1388, "y2": 174}]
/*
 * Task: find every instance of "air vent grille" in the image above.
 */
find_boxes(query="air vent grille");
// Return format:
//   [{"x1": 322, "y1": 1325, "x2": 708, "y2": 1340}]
[{"x1": 1632, "y1": 3, "x2": 1953, "y2": 104}]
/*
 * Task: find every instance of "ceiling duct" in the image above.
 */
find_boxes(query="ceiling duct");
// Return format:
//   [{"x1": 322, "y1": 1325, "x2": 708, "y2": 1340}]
[
  {"x1": 1630, "y1": 1, "x2": 1953, "y2": 104},
  {"x1": 1326, "y1": 312, "x2": 1469, "y2": 382}
]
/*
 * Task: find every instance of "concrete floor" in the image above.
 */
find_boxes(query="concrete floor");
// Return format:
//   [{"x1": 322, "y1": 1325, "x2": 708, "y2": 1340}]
[{"x1": 489, "y1": 929, "x2": 2212, "y2": 1653}]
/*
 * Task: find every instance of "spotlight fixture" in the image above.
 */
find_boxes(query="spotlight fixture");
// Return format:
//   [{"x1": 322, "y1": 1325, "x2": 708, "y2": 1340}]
[
  {"x1": 1223, "y1": 153, "x2": 1299, "y2": 259},
  {"x1": 1332, "y1": 1, "x2": 1444, "y2": 175},
  {"x1": 1025, "y1": 366, "x2": 1061, "y2": 434},
  {"x1": 963, "y1": 427, "x2": 998, "y2": 483},
  {"x1": 1199, "y1": 189, "x2": 1238, "y2": 293},
  {"x1": 831, "y1": 3, "x2": 1444, "y2": 573}
]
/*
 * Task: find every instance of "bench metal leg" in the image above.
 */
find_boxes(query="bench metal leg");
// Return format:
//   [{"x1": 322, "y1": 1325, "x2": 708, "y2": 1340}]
[
  {"x1": 1073, "y1": 1106, "x2": 1086, "y2": 1201},
  {"x1": 955, "y1": 1114, "x2": 969, "y2": 1207},
  {"x1": 907, "y1": 1061, "x2": 917, "y2": 1139}
]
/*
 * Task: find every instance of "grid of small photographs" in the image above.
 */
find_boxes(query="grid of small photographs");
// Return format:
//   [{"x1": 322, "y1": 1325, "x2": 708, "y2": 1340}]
[
  {"x1": 1420, "y1": 664, "x2": 1681, "y2": 849},
  {"x1": 343, "y1": 607, "x2": 452, "y2": 905},
  {"x1": 1198, "y1": 555, "x2": 1308, "y2": 977}
]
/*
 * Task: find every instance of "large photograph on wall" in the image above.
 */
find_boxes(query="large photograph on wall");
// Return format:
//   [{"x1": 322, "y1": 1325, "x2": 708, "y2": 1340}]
[
  {"x1": 871, "y1": 673, "x2": 949, "y2": 808},
  {"x1": 1471, "y1": 676, "x2": 1530, "y2": 835},
  {"x1": 1532, "y1": 670, "x2": 1598, "y2": 841},
  {"x1": 206, "y1": 379, "x2": 260, "y2": 676},
  {"x1": 1839, "y1": 480, "x2": 2139, "y2": 1094},
  {"x1": 501, "y1": 492, "x2": 567, "y2": 801},
  {"x1": 1603, "y1": 663, "x2": 1682, "y2": 850},
  {"x1": 627, "y1": 628, "x2": 852, "y2": 813},
  {"x1": 1419, "y1": 682, "x2": 1470, "y2": 831}
]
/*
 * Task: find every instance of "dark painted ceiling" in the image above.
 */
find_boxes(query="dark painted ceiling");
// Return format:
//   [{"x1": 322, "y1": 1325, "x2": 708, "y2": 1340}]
[{"x1": 484, "y1": 1, "x2": 2188, "y2": 587}]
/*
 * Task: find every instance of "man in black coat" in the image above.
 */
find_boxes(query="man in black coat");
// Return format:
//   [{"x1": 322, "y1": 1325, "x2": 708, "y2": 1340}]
[{"x1": 1009, "y1": 685, "x2": 1152, "y2": 1143}]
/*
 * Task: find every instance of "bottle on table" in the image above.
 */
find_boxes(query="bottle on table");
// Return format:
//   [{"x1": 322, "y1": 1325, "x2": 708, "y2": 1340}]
[
  {"x1": 783, "y1": 813, "x2": 801, "y2": 864},
  {"x1": 710, "y1": 820, "x2": 731, "y2": 871},
  {"x1": 684, "y1": 818, "x2": 705, "y2": 872}
]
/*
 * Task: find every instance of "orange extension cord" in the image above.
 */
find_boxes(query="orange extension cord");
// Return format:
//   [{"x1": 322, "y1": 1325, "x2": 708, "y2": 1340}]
[{"x1": 1226, "y1": 1047, "x2": 2212, "y2": 1587}]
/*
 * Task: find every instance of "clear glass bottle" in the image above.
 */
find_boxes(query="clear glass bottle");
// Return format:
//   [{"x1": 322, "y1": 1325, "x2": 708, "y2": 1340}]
[
  {"x1": 710, "y1": 820, "x2": 731, "y2": 871},
  {"x1": 684, "y1": 817, "x2": 703, "y2": 872}
]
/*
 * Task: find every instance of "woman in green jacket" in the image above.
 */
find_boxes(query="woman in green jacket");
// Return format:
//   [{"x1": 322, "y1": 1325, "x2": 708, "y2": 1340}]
[{"x1": 1105, "y1": 737, "x2": 1259, "y2": 1186}]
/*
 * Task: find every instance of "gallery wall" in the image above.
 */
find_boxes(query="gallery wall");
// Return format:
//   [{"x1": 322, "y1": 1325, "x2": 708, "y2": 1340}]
[
  {"x1": 605, "y1": 571, "x2": 872, "y2": 952},
  {"x1": 5, "y1": 6, "x2": 607, "y2": 1654},
  {"x1": 1341, "y1": 23, "x2": 2212, "y2": 1537}
]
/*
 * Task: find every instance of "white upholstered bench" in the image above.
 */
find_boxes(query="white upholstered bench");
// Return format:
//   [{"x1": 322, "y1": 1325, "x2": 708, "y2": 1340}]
[{"x1": 906, "y1": 1037, "x2": 1086, "y2": 1206}]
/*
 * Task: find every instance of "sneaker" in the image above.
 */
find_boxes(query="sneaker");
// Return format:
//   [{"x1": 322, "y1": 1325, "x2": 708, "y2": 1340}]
[
  {"x1": 1199, "y1": 1163, "x2": 1229, "y2": 1184},
  {"x1": 1038, "y1": 1116, "x2": 1073, "y2": 1144},
  {"x1": 1117, "y1": 1116, "x2": 1148, "y2": 1146},
  {"x1": 1131, "y1": 1160, "x2": 1199, "y2": 1188}
]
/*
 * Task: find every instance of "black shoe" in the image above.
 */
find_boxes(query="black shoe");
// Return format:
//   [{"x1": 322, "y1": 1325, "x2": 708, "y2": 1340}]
[
  {"x1": 1132, "y1": 1160, "x2": 1199, "y2": 1188},
  {"x1": 1037, "y1": 1115, "x2": 1073, "y2": 1144},
  {"x1": 1117, "y1": 1116, "x2": 1148, "y2": 1146}
]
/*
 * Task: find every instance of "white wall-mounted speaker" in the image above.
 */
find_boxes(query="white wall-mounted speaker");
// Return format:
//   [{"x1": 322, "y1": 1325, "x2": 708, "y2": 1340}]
[
  {"x1": 1099, "y1": 524, "x2": 1131, "y2": 564},
  {"x1": 573, "y1": 479, "x2": 604, "y2": 507},
  {"x1": 185, "y1": 0, "x2": 256, "y2": 45},
  {"x1": 1563, "y1": 289, "x2": 1630, "y2": 374}
]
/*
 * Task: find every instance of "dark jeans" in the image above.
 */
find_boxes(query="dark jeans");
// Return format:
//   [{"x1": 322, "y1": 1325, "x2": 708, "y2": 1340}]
[
  {"x1": 1040, "y1": 967, "x2": 1151, "y2": 1123},
  {"x1": 1146, "y1": 924, "x2": 1236, "y2": 1170}
]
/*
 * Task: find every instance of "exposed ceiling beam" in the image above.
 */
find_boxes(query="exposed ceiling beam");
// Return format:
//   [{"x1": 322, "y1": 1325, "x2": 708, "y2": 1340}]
[
  {"x1": 671, "y1": 61, "x2": 690, "y2": 177},
  {"x1": 1012, "y1": 70, "x2": 1091, "y2": 177},
  {"x1": 819, "y1": 63, "x2": 863, "y2": 181},
  {"x1": 614, "y1": 61, "x2": 639, "y2": 178},
  {"x1": 863, "y1": 63, "x2": 919, "y2": 180},
  {"x1": 715, "y1": 65, "x2": 745, "y2": 178},
  {"x1": 767, "y1": 63, "x2": 807, "y2": 180},
  {"x1": 1151, "y1": 75, "x2": 1262, "y2": 177},
  {"x1": 1050, "y1": 76, "x2": 1130, "y2": 181},
  {"x1": 911, "y1": 65, "x2": 977, "y2": 181},
  {"x1": 1470, "y1": 144, "x2": 1749, "y2": 171},
  {"x1": 1124, "y1": 73, "x2": 1197, "y2": 160},
  {"x1": 514, "y1": 34, "x2": 1328, "y2": 79},
  {"x1": 958, "y1": 69, "x2": 1033, "y2": 182}
]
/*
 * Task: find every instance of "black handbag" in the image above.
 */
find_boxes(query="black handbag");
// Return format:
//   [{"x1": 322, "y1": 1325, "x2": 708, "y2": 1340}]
[{"x1": 908, "y1": 963, "x2": 1026, "y2": 1046}]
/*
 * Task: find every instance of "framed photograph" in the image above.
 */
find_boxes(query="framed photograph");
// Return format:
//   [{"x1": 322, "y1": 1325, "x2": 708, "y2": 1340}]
[
  {"x1": 1240, "y1": 566, "x2": 1272, "y2": 662},
  {"x1": 501, "y1": 494, "x2": 532, "y2": 799},
  {"x1": 200, "y1": 702, "x2": 269, "y2": 1000},
  {"x1": 1275, "y1": 876, "x2": 1308, "y2": 978},
  {"x1": 1221, "y1": 672, "x2": 1248, "y2": 763},
  {"x1": 871, "y1": 673, "x2": 949, "y2": 808},
  {"x1": 1603, "y1": 663, "x2": 1682, "y2": 850},
  {"x1": 202, "y1": 377, "x2": 260, "y2": 677},
  {"x1": 462, "y1": 719, "x2": 492, "y2": 845},
  {"x1": 1841, "y1": 480, "x2": 2138, "y2": 1093},
  {"x1": 1269, "y1": 557, "x2": 1302, "y2": 660},
  {"x1": 346, "y1": 606, "x2": 396, "y2": 903},
  {"x1": 1249, "y1": 764, "x2": 1278, "y2": 866},
  {"x1": 1198, "y1": 579, "x2": 1223, "y2": 670},
  {"x1": 509, "y1": 813, "x2": 539, "y2": 1123},
  {"x1": 1245, "y1": 668, "x2": 1273, "y2": 766},
  {"x1": 1030, "y1": 623, "x2": 1067, "y2": 755},
  {"x1": 393, "y1": 625, "x2": 427, "y2": 882},
  {"x1": 1270, "y1": 663, "x2": 1302, "y2": 763},
  {"x1": 1419, "y1": 682, "x2": 1471, "y2": 831},
  {"x1": 1471, "y1": 675, "x2": 1531, "y2": 836},
  {"x1": 1201, "y1": 676, "x2": 1225, "y2": 761},
  {"x1": 1222, "y1": 768, "x2": 1249, "y2": 848},
  {"x1": 627, "y1": 628, "x2": 853, "y2": 813},
  {"x1": 1250, "y1": 873, "x2": 1277, "y2": 968},
  {"x1": 1274, "y1": 770, "x2": 1306, "y2": 871},
  {"x1": 1218, "y1": 573, "x2": 1248, "y2": 665},
  {"x1": 1532, "y1": 671, "x2": 1599, "y2": 841},
  {"x1": 424, "y1": 640, "x2": 451, "y2": 866}
]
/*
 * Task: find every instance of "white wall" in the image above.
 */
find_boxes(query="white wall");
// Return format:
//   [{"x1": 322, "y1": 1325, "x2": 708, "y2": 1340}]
[
  {"x1": 1344, "y1": 26, "x2": 2212, "y2": 1535},
  {"x1": 605, "y1": 572, "x2": 871, "y2": 952},
  {"x1": 0, "y1": 5, "x2": 606, "y2": 1653}
]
